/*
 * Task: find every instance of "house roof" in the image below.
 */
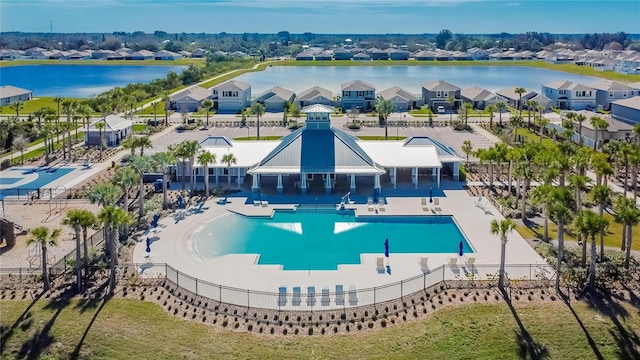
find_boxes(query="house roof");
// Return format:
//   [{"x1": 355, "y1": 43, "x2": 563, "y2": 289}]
[
  {"x1": 154, "y1": 50, "x2": 180, "y2": 57},
  {"x1": 422, "y1": 80, "x2": 460, "y2": 92},
  {"x1": 356, "y1": 141, "x2": 443, "y2": 168},
  {"x1": 341, "y1": 80, "x2": 375, "y2": 91},
  {"x1": 352, "y1": 53, "x2": 372, "y2": 60},
  {"x1": 612, "y1": 96, "x2": 640, "y2": 110},
  {"x1": 249, "y1": 126, "x2": 384, "y2": 175},
  {"x1": 296, "y1": 86, "x2": 333, "y2": 102},
  {"x1": 379, "y1": 86, "x2": 418, "y2": 102},
  {"x1": 255, "y1": 86, "x2": 295, "y2": 103},
  {"x1": 403, "y1": 136, "x2": 463, "y2": 163},
  {"x1": 296, "y1": 51, "x2": 315, "y2": 58},
  {"x1": 496, "y1": 87, "x2": 537, "y2": 101},
  {"x1": 213, "y1": 80, "x2": 251, "y2": 91},
  {"x1": 171, "y1": 86, "x2": 211, "y2": 102},
  {"x1": 88, "y1": 115, "x2": 132, "y2": 132},
  {"x1": 301, "y1": 104, "x2": 334, "y2": 113},
  {"x1": 0, "y1": 85, "x2": 32, "y2": 98},
  {"x1": 544, "y1": 80, "x2": 594, "y2": 91},
  {"x1": 461, "y1": 87, "x2": 495, "y2": 102},
  {"x1": 196, "y1": 138, "x2": 279, "y2": 168},
  {"x1": 559, "y1": 111, "x2": 634, "y2": 132},
  {"x1": 587, "y1": 80, "x2": 635, "y2": 92}
]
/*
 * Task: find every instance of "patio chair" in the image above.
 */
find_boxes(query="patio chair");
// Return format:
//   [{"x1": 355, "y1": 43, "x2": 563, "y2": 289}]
[
  {"x1": 321, "y1": 286, "x2": 331, "y2": 306},
  {"x1": 367, "y1": 197, "x2": 374, "y2": 212},
  {"x1": 465, "y1": 257, "x2": 476, "y2": 274},
  {"x1": 348, "y1": 285, "x2": 358, "y2": 306},
  {"x1": 261, "y1": 194, "x2": 269, "y2": 207},
  {"x1": 448, "y1": 257, "x2": 460, "y2": 278},
  {"x1": 376, "y1": 257, "x2": 385, "y2": 273},
  {"x1": 335, "y1": 285, "x2": 345, "y2": 306},
  {"x1": 378, "y1": 198, "x2": 386, "y2": 211},
  {"x1": 292, "y1": 286, "x2": 302, "y2": 306},
  {"x1": 419, "y1": 257, "x2": 429, "y2": 273},
  {"x1": 306, "y1": 286, "x2": 316, "y2": 307},
  {"x1": 277, "y1": 286, "x2": 287, "y2": 307},
  {"x1": 433, "y1": 198, "x2": 441, "y2": 212},
  {"x1": 421, "y1": 198, "x2": 429, "y2": 211}
]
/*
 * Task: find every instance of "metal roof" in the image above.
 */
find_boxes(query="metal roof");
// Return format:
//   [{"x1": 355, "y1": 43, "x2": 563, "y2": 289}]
[
  {"x1": 0, "y1": 85, "x2": 31, "y2": 98},
  {"x1": 341, "y1": 80, "x2": 375, "y2": 91},
  {"x1": 379, "y1": 86, "x2": 418, "y2": 101},
  {"x1": 422, "y1": 80, "x2": 460, "y2": 92},
  {"x1": 403, "y1": 136, "x2": 463, "y2": 163},
  {"x1": 296, "y1": 86, "x2": 333, "y2": 101},
  {"x1": 199, "y1": 136, "x2": 233, "y2": 148}
]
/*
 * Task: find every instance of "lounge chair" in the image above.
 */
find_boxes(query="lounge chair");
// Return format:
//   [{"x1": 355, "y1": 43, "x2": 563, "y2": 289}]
[
  {"x1": 378, "y1": 198, "x2": 386, "y2": 212},
  {"x1": 278, "y1": 286, "x2": 287, "y2": 306},
  {"x1": 433, "y1": 198, "x2": 441, "y2": 212},
  {"x1": 448, "y1": 257, "x2": 460, "y2": 278},
  {"x1": 348, "y1": 285, "x2": 358, "y2": 306},
  {"x1": 190, "y1": 201, "x2": 205, "y2": 214},
  {"x1": 253, "y1": 199, "x2": 261, "y2": 206},
  {"x1": 376, "y1": 257, "x2": 385, "y2": 273},
  {"x1": 421, "y1": 198, "x2": 429, "y2": 211},
  {"x1": 261, "y1": 199, "x2": 269, "y2": 207},
  {"x1": 474, "y1": 197, "x2": 484, "y2": 209},
  {"x1": 217, "y1": 197, "x2": 229, "y2": 205},
  {"x1": 335, "y1": 285, "x2": 345, "y2": 306},
  {"x1": 321, "y1": 286, "x2": 331, "y2": 306},
  {"x1": 306, "y1": 286, "x2": 316, "y2": 306},
  {"x1": 419, "y1": 257, "x2": 429, "y2": 273},
  {"x1": 367, "y1": 197, "x2": 374, "y2": 212},
  {"x1": 292, "y1": 286, "x2": 302, "y2": 306},
  {"x1": 465, "y1": 257, "x2": 476, "y2": 274}
]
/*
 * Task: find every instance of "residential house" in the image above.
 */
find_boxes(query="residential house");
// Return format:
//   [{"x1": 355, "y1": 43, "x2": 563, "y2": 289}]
[
  {"x1": 230, "y1": 51, "x2": 249, "y2": 59},
  {"x1": 126, "y1": 50, "x2": 154, "y2": 60},
  {"x1": 352, "y1": 53, "x2": 372, "y2": 61},
  {"x1": 496, "y1": 87, "x2": 537, "y2": 110},
  {"x1": 379, "y1": 86, "x2": 419, "y2": 111},
  {"x1": 542, "y1": 80, "x2": 596, "y2": 110},
  {"x1": 528, "y1": 94, "x2": 552, "y2": 111},
  {"x1": 254, "y1": 86, "x2": 296, "y2": 112},
  {"x1": 368, "y1": 48, "x2": 389, "y2": 60},
  {"x1": 296, "y1": 51, "x2": 314, "y2": 61},
  {"x1": 25, "y1": 47, "x2": 47, "y2": 58},
  {"x1": 84, "y1": 115, "x2": 133, "y2": 147},
  {"x1": 614, "y1": 53, "x2": 640, "y2": 74},
  {"x1": 349, "y1": 47, "x2": 366, "y2": 55},
  {"x1": 452, "y1": 51, "x2": 471, "y2": 61},
  {"x1": 179, "y1": 50, "x2": 192, "y2": 58},
  {"x1": 341, "y1": 80, "x2": 376, "y2": 111},
  {"x1": 296, "y1": 86, "x2": 334, "y2": 108},
  {"x1": 588, "y1": 79, "x2": 638, "y2": 110},
  {"x1": 435, "y1": 51, "x2": 453, "y2": 61},
  {"x1": 154, "y1": 50, "x2": 182, "y2": 60},
  {"x1": 421, "y1": 80, "x2": 461, "y2": 111},
  {"x1": 389, "y1": 49, "x2": 409, "y2": 60},
  {"x1": 0, "y1": 85, "x2": 33, "y2": 106},
  {"x1": 211, "y1": 80, "x2": 252, "y2": 113},
  {"x1": 611, "y1": 96, "x2": 640, "y2": 125},
  {"x1": 314, "y1": 51, "x2": 332, "y2": 61},
  {"x1": 92, "y1": 49, "x2": 115, "y2": 59},
  {"x1": 333, "y1": 48, "x2": 352, "y2": 60},
  {"x1": 0, "y1": 49, "x2": 21, "y2": 60},
  {"x1": 549, "y1": 111, "x2": 635, "y2": 148},
  {"x1": 414, "y1": 51, "x2": 435, "y2": 61},
  {"x1": 169, "y1": 86, "x2": 212, "y2": 113},
  {"x1": 460, "y1": 87, "x2": 502, "y2": 110},
  {"x1": 192, "y1": 48, "x2": 207, "y2": 58},
  {"x1": 107, "y1": 52, "x2": 126, "y2": 60},
  {"x1": 467, "y1": 47, "x2": 489, "y2": 60}
]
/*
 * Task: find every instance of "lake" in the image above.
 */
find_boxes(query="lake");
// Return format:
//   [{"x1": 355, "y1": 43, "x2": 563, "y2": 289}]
[
  {"x1": 0, "y1": 64, "x2": 186, "y2": 98},
  {"x1": 235, "y1": 65, "x2": 600, "y2": 96}
]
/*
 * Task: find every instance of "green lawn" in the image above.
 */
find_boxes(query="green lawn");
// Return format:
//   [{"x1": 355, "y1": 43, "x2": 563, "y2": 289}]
[
  {"x1": 132, "y1": 124, "x2": 147, "y2": 133},
  {"x1": 514, "y1": 127, "x2": 556, "y2": 148},
  {"x1": 516, "y1": 213, "x2": 640, "y2": 251},
  {"x1": 1, "y1": 97, "x2": 86, "y2": 115},
  {"x1": 0, "y1": 297, "x2": 637, "y2": 360},
  {"x1": 134, "y1": 101, "x2": 169, "y2": 115},
  {"x1": 0, "y1": 58, "x2": 205, "y2": 68}
]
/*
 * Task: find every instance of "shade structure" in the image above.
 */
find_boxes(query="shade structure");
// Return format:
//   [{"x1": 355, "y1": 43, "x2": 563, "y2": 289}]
[
  {"x1": 146, "y1": 237, "x2": 151, "y2": 253},
  {"x1": 151, "y1": 213, "x2": 160, "y2": 228},
  {"x1": 177, "y1": 195, "x2": 184, "y2": 209},
  {"x1": 458, "y1": 240, "x2": 464, "y2": 257},
  {"x1": 384, "y1": 238, "x2": 389, "y2": 258},
  {"x1": 429, "y1": 188, "x2": 433, "y2": 203}
]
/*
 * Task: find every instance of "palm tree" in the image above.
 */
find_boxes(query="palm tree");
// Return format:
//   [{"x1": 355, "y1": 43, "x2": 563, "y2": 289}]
[
  {"x1": 151, "y1": 101, "x2": 160, "y2": 125},
  {"x1": 62, "y1": 99, "x2": 77, "y2": 158},
  {"x1": 78, "y1": 103, "x2": 93, "y2": 133},
  {"x1": 573, "y1": 210, "x2": 608, "y2": 289},
  {"x1": 590, "y1": 116, "x2": 608, "y2": 151},
  {"x1": 129, "y1": 155, "x2": 156, "y2": 221},
  {"x1": 112, "y1": 166, "x2": 139, "y2": 229},
  {"x1": 525, "y1": 100, "x2": 535, "y2": 127},
  {"x1": 151, "y1": 151, "x2": 176, "y2": 209},
  {"x1": 575, "y1": 113, "x2": 586, "y2": 147},
  {"x1": 95, "y1": 122, "x2": 106, "y2": 160},
  {"x1": 222, "y1": 153, "x2": 237, "y2": 190},
  {"x1": 41, "y1": 122, "x2": 55, "y2": 163},
  {"x1": 590, "y1": 184, "x2": 612, "y2": 262},
  {"x1": 536, "y1": 117, "x2": 550, "y2": 143},
  {"x1": 591, "y1": 152, "x2": 613, "y2": 186},
  {"x1": 121, "y1": 136, "x2": 138, "y2": 156},
  {"x1": 531, "y1": 184, "x2": 555, "y2": 242},
  {"x1": 510, "y1": 115, "x2": 523, "y2": 142},
  {"x1": 98, "y1": 205, "x2": 131, "y2": 295},
  {"x1": 162, "y1": 92, "x2": 171, "y2": 127},
  {"x1": 202, "y1": 99, "x2": 214, "y2": 127},
  {"x1": 173, "y1": 140, "x2": 200, "y2": 193},
  {"x1": 549, "y1": 188, "x2": 574, "y2": 292},
  {"x1": 496, "y1": 102, "x2": 506, "y2": 126},
  {"x1": 375, "y1": 98, "x2": 394, "y2": 140},
  {"x1": 251, "y1": 102, "x2": 265, "y2": 140},
  {"x1": 629, "y1": 146, "x2": 640, "y2": 202},
  {"x1": 514, "y1": 87, "x2": 526, "y2": 116},
  {"x1": 74, "y1": 209, "x2": 97, "y2": 280},
  {"x1": 12, "y1": 135, "x2": 28, "y2": 165},
  {"x1": 446, "y1": 95, "x2": 456, "y2": 124},
  {"x1": 54, "y1": 97, "x2": 64, "y2": 141},
  {"x1": 33, "y1": 106, "x2": 55, "y2": 130},
  {"x1": 615, "y1": 142, "x2": 633, "y2": 198},
  {"x1": 490, "y1": 218, "x2": 516, "y2": 290},
  {"x1": 568, "y1": 174, "x2": 590, "y2": 265},
  {"x1": 548, "y1": 127, "x2": 559, "y2": 144},
  {"x1": 88, "y1": 182, "x2": 122, "y2": 208},
  {"x1": 136, "y1": 136, "x2": 152, "y2": 156},
  {"x1": 27, "y1": 226, "x2": 61, "y2": 291},
  {"x1": 461, "y1": 140, "x2": 473, "y2": 164},
  {"x1": 197, "y1": 150, "x2": 216, "y2": 197},
  {"x1": 462, "y1": 102, "x2": 473, "y2": 127},
  {"x1": 486, "y1": 104, "x2": 497, "y2": 129},
  {"x1": 63, "y1": 209, "x2": 92, "y2": 292},
  {"x1": 613, "y1": 196, "x2": 640, "y2": 268},
  {"x1": 10, "y1": 100, "x2": 24, "y2": 119}
]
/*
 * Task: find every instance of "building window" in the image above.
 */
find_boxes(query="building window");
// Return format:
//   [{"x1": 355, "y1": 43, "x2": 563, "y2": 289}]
[
  {"x1": 623, "y1": 92, "x2": 627, "y2": 97},
  {"x1": 306, "y1": 173, "x2": 314, "y2": 180},
  {"x1": 609, "y1": 91, "x2": 614, "y2": 97},
  {"x1": 356, "y1": 91, "x2": 364, "y2": 97},
  {"x1": 559, "y1": 90, "x2": 566, "y2": 95}
]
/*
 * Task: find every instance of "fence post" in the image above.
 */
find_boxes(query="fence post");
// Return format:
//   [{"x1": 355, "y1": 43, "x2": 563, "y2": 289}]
[
  {"x1": 195, "y1": 278, "x2": 198, "y2": 296},
  {"x1": 373, "y1": 286, "x2": 376, "y2": 307},
  {"x1": 529, "y1": 264, "x2": 532, "y2": 280},
  {"x1": 219, "y1": 284, "x2": 222, "y2": 303},
  {"x1": 442, "y1": 265, "x2": 445, "y2": 282},
  {"x1": 176, "y1": 270, "x2": 179, "y2": 288},
  {"x1": 423, "y1": 273, "x2": 426, "y2": 290},
  {"x1": 401, "y1": 280, "x2": 404, "y2": 299},
  {"x1": 247, "y1": 289, "x2": 250, "y2": 309}
]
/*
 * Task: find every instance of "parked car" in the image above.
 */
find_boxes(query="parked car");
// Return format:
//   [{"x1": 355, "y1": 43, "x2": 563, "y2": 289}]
[{"x1": 437, "y1": 106, "x2": 445, "y2": 113}]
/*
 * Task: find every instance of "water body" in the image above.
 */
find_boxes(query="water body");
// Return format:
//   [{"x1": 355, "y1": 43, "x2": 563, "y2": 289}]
[
  {"x1": 235, "y1": 65, "x2": 600, "y2": 96},
  {"x1": 0, "y1": 64, "x2": 186, "y2": 98}
]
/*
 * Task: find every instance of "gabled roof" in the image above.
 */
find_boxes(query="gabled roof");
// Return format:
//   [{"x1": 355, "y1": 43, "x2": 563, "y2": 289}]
[
  {"x1": 199, "y1": 136, "x2": 233, "y2": 148},
  {"x1": 544, "y1": 80, "x2": 594, "y2": 92},
  {"x1": 171, "y1": 86, "x2": 211, "y2": 102},
  {"x1": 352, "y1": 53, "x2": 372, "y2": 60},
  {"x1": 461, "y1": 87, "x2": 495, "y2": 102},
  {"x1": 612, "y1": 96, "x2": 640, "y2": 110},
  {"x1": 213, "y1": 80, "x2": 251, "y2": 91},
  {"x1": 301, "y1": 104, "x2": 334, "y2": 113},
  {"x1": 249, "y1": 126, "x2": 384, "y2": 174},
  {"x1": 422, "y1": 80, "x2": 460, "y2": 92},
  {"x1": 89, "y1": 115, "x2": 132, "y2": 132},
  {"x1": 403, "y1": 136, "x2": 463, "y2": 163},
  {"x1": 496, "y1": 87, "x2": 537, "y2": 101},
  {"x1": 0, "y1": 85, "x2": 32, "y2": 98},
  {"x1": 379, "y1": 86, "x2": 418, "y2": 101},
  {"x1": 341, "y1": 80, "x2": 375, "y2": 91},
  {"x1": 296, "y1": 86, "x2": 333, "y2": 101},
  {"x1": 255, "y1": 86, "x2": 295, "y2": 103},
  {"x1": 588, "y1": 80, "x2": 635, "y2": 92}
]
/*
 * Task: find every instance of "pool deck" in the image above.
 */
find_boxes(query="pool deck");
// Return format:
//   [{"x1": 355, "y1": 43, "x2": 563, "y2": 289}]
[{"x1": 133, "y1": 189, "x2": 545, "y2": 309}]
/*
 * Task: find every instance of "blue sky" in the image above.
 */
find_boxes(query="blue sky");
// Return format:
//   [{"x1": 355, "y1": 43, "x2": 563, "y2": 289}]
[{"x1": 1, "y1": 0, "x2": 639, "y2": 34}]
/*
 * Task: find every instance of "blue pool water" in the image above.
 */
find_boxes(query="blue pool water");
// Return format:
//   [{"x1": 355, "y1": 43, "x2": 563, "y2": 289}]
[
  {"x1": 193, "y1": 210, "x2": 473, "y2": 270},
  {"x1": 0, "y1": 167, "x2": 75, "y2": 196},
  {"x1": 0, "y1": 65, "x2": 186, "y2": 98}
]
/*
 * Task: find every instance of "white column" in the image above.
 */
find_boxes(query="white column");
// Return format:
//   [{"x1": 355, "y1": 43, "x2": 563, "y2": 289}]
[
  {"x1": 215, "y1": 168, "x2": 219, "y2": 186},
  {"x1": 453, "y1": 163, "x2": 460, "y2": 181},
  {"x1": 432, "y1": 167, "x2": 437, "y2": 177},
  {"x1": 277, "y1": 173, "x2": 283, "y2": 194},
  {"x1": 301, "y1": 173, "x2": 307, "y2": 194},
  {"x1": 392, "y1": 167, "x2": 397, "y2": 189},
  {"x1": 325, "y1": 173, "x2": 331, "y2": 194},
  {"x1": 414, "y1": 167, "x2": 419, "y2": 189},
  {"x1": 437, "y1": 167, "x2": 441, "y2": 188},
  {"x1": 237, "y1": 170, "x2": 241, "y2": 189},
  {"x1": 374, "y1": 174, "x2": 381, "y2": 190},
  {"x1": 252, "y1": 173, "x2": 259, "y2": 191},
  {"x1": 350, "y1": 173, "x2": 356, "y2": 192}
]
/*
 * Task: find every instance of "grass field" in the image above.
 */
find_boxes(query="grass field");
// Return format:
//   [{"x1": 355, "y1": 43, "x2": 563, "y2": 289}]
[
  {"x1": 516, "y1": 212, "x2": 640, "y2": 251},
  {"x1": 0, "y1": 296, "x2": 637, "y2": 360},
  {"x1": 0, "y1": 97, "x2": 87, "y2": 115},
  {"x1": 0, "y1": 58, "x2": 205, "y2": 68}
]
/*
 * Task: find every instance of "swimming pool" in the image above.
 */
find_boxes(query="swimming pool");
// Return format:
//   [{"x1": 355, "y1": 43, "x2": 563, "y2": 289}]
[
  {"x1": 0, "y1": 166, "x2": 76, "y2": 196},
  {"x1": 192, "y1": 209, "x2": 473, "y2": 270}
]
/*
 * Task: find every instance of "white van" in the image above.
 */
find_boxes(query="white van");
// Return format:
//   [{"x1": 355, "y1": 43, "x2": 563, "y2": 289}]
[{"x1": 437, "y1": 106, "x2": 445, "y2": 113}]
